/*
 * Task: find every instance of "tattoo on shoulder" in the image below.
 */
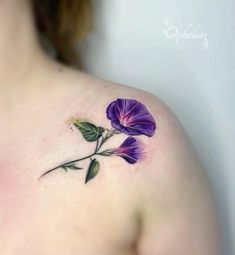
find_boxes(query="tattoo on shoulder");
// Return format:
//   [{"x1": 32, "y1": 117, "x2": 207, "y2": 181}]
[{"x1": 39, "y1": 98, "x2": 156, "y2": 183}]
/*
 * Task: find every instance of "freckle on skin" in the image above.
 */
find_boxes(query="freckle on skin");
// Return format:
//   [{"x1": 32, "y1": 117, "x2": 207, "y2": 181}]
[{"x1": 140, "y1": 151, "x2": 147, "y2": 162}]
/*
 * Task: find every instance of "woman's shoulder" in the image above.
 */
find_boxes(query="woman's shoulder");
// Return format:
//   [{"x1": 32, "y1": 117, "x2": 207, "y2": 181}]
[
  {"x1": 56, "y1": 65, "x2": 201, "y2": 180},
  {"x1": 49, "y1": 62, "x2": 196, "y2": 155},
  {"x1": 56, "y1": 63, "x2": 191, "y2": 155},
  {"x1": 64, "y1": 70, "x2": 220, "y2": 254},
  {"x1": 65, "y1": 68, "x2": 221, "y2": 254},
  {"x1": 58, "y1": 64, "x2": 175, "y2": 119}
]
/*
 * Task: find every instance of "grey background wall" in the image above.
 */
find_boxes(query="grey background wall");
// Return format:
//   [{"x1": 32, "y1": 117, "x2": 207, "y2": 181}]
[{"x1": 78, "y1": 1, "x2": 235, "y2": 254}]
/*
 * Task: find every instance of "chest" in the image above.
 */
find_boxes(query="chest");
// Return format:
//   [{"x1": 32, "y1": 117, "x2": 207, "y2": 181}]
[
  {"x1": 0, "y1": 179, "x2": 138, "y2": 255},
  {"x1": 0, "y1": 132, "x2": 139, "y2": 255}
]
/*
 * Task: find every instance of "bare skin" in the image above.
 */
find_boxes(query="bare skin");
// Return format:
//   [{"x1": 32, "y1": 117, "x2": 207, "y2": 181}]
[{"x1": 0, "y1": 1, "x2": 222, "y2": 255}]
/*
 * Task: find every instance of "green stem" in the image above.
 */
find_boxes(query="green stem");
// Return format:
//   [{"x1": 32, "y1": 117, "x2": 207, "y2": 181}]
[
  {"x1": 39, "y1": 129, "x2": 117, "y2": 180},
  {"x1": 97, "y1": 129, "x2": 115, "y2": 151},
  {"x1": 95, "y1": 137, "x2": 100, "y2": 152},
  {"x1": 39, "y1": 153, "x2": 96, "y2": 179}
]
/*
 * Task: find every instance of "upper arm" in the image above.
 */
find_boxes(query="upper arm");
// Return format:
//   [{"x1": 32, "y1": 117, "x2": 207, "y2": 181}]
[{"x1": 134, "y1": 96, "x2": 222, "y2": 255}]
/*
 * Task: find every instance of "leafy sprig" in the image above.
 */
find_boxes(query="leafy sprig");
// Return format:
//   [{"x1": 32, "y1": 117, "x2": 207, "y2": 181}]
[{"x1": 39, "y1": 121, "x2": 118, "y2": 183}]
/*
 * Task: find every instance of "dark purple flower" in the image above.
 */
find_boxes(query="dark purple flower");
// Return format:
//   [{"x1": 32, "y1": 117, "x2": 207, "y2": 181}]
[
  {"x1": 106, "y1": 98, "x2": 156, "y2": 137},
  {"x1": 112, "y1": 137, "x2": 142, "y2": 164}
]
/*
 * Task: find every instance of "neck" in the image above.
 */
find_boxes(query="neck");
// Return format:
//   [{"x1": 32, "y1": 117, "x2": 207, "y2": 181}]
[
  {"x1": 0, "y1": 0, "x2": 49, "y2": 88},
  {"x1": 0, "y1": 0, "x2": 60, "y2": 115}
]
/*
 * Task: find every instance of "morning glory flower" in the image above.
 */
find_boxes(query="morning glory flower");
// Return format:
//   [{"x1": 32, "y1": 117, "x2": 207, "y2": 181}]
[
  {"x1": 106, "y1": 98, "x2": 156, "y2": 137},
  {"x1": 112, "y1": 137, "x2": 142, "y2": 164},
  {"x1": 41, "y1": 98, "x2": 156, "y2": 182}
]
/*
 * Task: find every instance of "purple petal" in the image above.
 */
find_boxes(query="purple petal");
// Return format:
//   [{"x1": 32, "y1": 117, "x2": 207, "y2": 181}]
[
  {"x1": 120, "y1": 136, "x2": 137, "y2": 148},
  {"x1": 111, "y1": 120, "x2": 126, "y2": 133},
  {"x1": 126, "y1": 121, "x2": 156, "y2": 137},
  {"x1": 116, "y1": 99, "x2": 138, "y2": 118},
  {"x1": 114, "y1": 137, "x2": 142, "y2": 164},
  {"x1": 106, "y1": 101, "x2": 117, "y2": 120},
  {"x1": 106, "y1": 98, "x2": 156, "y2": 137}
]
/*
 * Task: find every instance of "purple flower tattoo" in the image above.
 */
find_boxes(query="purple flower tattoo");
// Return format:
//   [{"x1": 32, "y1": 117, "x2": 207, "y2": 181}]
[
  {"x1": 100, "y1": 137, "x2": 142, "y2": 164},
  {"x1": 113, "y1": 137, "x2": 142, "y2": 164},
  {"x1": 106, "y1": 98, "x2": 156, "y2": 137},
  {"x1": 40, "y1": 98, "x2": 156, "y2": 183}
]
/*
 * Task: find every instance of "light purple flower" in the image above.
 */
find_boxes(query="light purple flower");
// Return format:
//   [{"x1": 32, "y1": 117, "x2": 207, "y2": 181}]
[
  {"x1": 112, "y1": 137, "x2": 142, "y2": 164},
  {"x1": 106, "y1": 98, "x2": 156, "y2": 137}
]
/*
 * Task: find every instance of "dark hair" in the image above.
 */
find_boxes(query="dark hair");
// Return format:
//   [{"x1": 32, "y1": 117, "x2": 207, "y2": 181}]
[{"x1": 33, "y1": 0, "x2": 92, "y2": 65}]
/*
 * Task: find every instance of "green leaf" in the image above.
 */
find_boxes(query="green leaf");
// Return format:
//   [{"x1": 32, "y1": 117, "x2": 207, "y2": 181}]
[
  {"x1": 73, "y1": 121, "x2": 105, "y2": 142},
  {"x1": 65, "y1": 164, "x2": 83, "y2": 170},
  {"x1": 98, "y1": 127, "x2": 105, "y2": 133},
  {"x1": 85, "y1": 159, "x2": 100, "y2": 184},
  {"x1": 62, "y1": 166, "x2": 68, "y2": 172}
]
